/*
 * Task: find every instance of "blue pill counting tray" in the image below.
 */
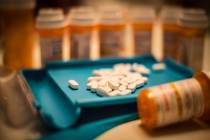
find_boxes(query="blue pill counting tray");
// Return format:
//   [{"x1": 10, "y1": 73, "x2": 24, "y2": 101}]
[{"x1": 22, "y1": 56, "x2": 193, "y2": 129}]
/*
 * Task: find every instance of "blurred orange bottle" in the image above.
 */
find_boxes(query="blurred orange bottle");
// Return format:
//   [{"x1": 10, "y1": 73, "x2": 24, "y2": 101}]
[
  {"x1": 160, "y1": 6, "x2": 181, "y2": 61},
  {"x1": 99, "y1": 7, "x2": 126, "y2": 57},
  {"x1": 36, "y1": 8, "x2": 67, "y2": 66},
  {"x1": 178, "y1": 9, "x2": 208, "y2": 71},
  {"x1": 130, "y1": 6, "x2": 155, "y2": 56},
  {"x1": 0, "y1": 0, "x2": 36, "y2": 70},
  {"x1": 138, "y1": 71, "x2": 210, "y2": 130},
  {"x1": 68, "y1": 7, "x2": 97, "y2": 59}
]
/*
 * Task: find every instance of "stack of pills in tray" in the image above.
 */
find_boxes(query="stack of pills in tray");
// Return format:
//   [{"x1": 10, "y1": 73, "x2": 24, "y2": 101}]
[
  {"x1": 68, "y1": 63, "x2": 166, "y2": 97},
  {"x1": 87, "y1": 63, "x2": 150, "y2": 97}
]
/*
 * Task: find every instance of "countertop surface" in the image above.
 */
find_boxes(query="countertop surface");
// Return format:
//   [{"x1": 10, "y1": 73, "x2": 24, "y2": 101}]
[{"x1": 97, "y1": 119, "x2": 210, "y2": 140}]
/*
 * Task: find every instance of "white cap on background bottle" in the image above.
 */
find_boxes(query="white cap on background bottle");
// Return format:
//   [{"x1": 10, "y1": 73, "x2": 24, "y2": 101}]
[
  {"x1": 68, "y1": 6, "x2": 97, "y2": 26},
  {"x1": 99, "y1": 6, "x2": 125, "y2": 25},
  {"x1": 130, "y1": 6, "x2": 156, "y2": 23},
  {"x1": 36, "y1": 8, "x2": 66, "y2": 29},
  {"x1": 178, "y1": 8, "x2": 208, "y2": 29},
  {"x1": 160, "y1": 6, "x2": 182, "y2": 24}
]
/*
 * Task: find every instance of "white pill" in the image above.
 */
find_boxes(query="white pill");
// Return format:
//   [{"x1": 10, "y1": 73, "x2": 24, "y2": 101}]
[
  {"x1": 114, "y1": 63, "x2": 131, "y2": 71},
  {"x1": 104, "y1": 85, "x2": 112, "y2": 93},
  {"x1": 87, "y1": 76, "x2": 101, "y2": 82},
  {"x1": 68, "y1": 80, "x2": 79, "y2": 90},
  {"x1": 133, "y1": 64, "x2": 150, "y2": 75},
  {"x1": 90, "y1": 82, "x2": 98, "y2": 92},
  {"x1": 135, "y1": 79, "x2": 145, "y2": 88},
  {"x1": 142, "y1": 77, "x2": 148, "y2": 83},
  {"x1": 98, "y1": 79, "x2": 108, "y2": 87},
  {"x1": 107, "y1": 90, "x2": 120, "y2": 96},
  {"x1": 127, "y1": 77, "x2": 138, "y2": 84},
  {"x1": 87, "y1": 83, "x2": 92, "y2": 90},
  {"x1": 96, "y1": 86, "x2": 111, "y2": 96},
  {"x1": 152, "y1": 63, "x2": 166, "y2": 71},
  {"x1": 119, "y1": 85, "x2": 127, "y2": 91},
  {"x1": 119, "y1": 80, "x2": 128, "y2": 86},
  {"x1": 92, "y1": 70, "x2": 101, "y2": 76},
  {"x1": 118, "y1": 89, "x2": 132, "y2": 96},
  {"x1": 108, "y1": 80, "x2": 119, "y2": 90},
  {"x1": 127, "y1": 83, "x2": 136, "y2": 91},
  {"x1": 87, "y1": 81, "x2": 97, "y2": 90}
]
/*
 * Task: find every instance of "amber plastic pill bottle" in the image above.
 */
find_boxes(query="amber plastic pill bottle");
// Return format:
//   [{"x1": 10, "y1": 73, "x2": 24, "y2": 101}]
[
  {"x1": 130, "y1": 6, "x2": 155, "y2": 56},
  {"x1": 160, "y1": 6, "x2": 181, "y2": 61},
  {"x1": 36, "y1": 8, "x2": 67, "y2": 66},
  {"x1": 137, "y1": 71, "x2": 210, "y2": 130},
  {"x1": 178, "y1": 8, "x2": 208, "y2": 71},
  {"x1": 99, "y1": 6, "x2": 126, "y2": 57},
  {"x1": 68, "y1": 7, "x2": 96, "y2": 59},
  {"x1": 1, "y1": 0, "x2": 36, "y2": 70}
]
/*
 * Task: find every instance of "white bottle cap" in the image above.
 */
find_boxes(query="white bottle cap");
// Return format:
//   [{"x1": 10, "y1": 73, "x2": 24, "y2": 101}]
[
  {"x1": 0, "y1": 0, "x2": 35, "y2": 10},
  {"x1": 99, "y1": 6, "x2": 125, "y2": 25},
  {"x1": 68, "y1": 6, "x2": 97, "y2": 26},
  {"x1": 178, "y1": 8, "x2": 208, "y2": 29},
  {"x1": 160, "y1": 6, "x2": 182, "y2": 24},
  {"x1": 130, "y1": 6, "x2": 156, "y2": 23},
  {"x1": 36, "y1": 8, "x2": 66, "y2": 29}
]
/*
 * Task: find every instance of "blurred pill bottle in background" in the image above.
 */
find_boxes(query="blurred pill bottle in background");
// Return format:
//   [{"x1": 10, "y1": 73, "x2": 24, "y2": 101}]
[
  {"x1": 36, "y1": 8, "x2": 67, "y2": 66},
  {"x1": 137, "y1": 71, "x2": 210, "y2": 130},
  {"x1": 68, "y1": 7, "x2": 97, "y2": 59},
  {"x1": 160, "y1": 6, "x2": 181, "y2": 62},
  {"x1": 98, "y1": 6, "x2": 126, "y2": 57},
  {"x1": 0, "y1": 0, "x2": 36, "y2": 70},
  {"x1": 130, "y1": 6, "x2": 155, "y2": 56},
  {"x1": 178, "y1": 8, "x2": 208, "y2": 71}
]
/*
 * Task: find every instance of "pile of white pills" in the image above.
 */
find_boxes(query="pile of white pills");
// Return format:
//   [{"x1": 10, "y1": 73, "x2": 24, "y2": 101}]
[
  {"x1": 86, "y1": 63, "x2": 150, "y2": 97},
  {"x1": 68, "y1": 62, "x2": 166, "y2": 97}
]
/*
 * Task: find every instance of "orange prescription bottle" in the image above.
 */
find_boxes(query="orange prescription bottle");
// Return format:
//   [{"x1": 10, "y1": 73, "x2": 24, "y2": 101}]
[
  {"x1": 178, "y1": 9, "x2": 208, "y2": 71},
  {"x1": 130, "y1": 6, "x2": 155, "y2": 56},
  {"x1": 137, "y1": 71, "x2": 210, "y2": 130},
  {"x1": 68, "y1": 7, "x2": 96, "y2": 59},
  {"x1": 160, "y1": 6, "x2": 181, "y2": 61},
  {"x1": 99, "y1": 7, "x2": 126, "y2": 57},
  {"x1": 1, "y1": 0, "x2": 36, "y2": 70},
  {"x1": 36, "y1": 8, "x2": 67, "y2": 66}
]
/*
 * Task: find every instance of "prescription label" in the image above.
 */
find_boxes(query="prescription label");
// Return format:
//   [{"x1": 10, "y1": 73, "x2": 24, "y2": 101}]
[
  {"x1": 100, "y1": 31, "x2": 124, "y2": 57},
  {"x1": 70, "y1": 32, "x2": 91, "y2": 59},
  {"x1": 40, "y1": 37, "x2": 63, "y2": 65},
  {"x1": 163, "y1": 31, "x2": 179, "y2": 60},
  {"x1": 134, "y1": 31, "x2": 151, "y2": 55},
  {"x1": 179, "y1": 36, "x2": 204, "y2": 70},
  {"x1": 150, "y1": 78, "x2": 204, "y2": 127}
]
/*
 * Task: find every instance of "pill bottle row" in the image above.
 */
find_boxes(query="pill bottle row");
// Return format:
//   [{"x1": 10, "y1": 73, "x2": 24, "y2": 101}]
[
  {"x1": 35, "y1": 6, "x2": 208, "y2": 71},
  {"x1": 35, "y1": 6, "x2": 156, "y2": 66}
]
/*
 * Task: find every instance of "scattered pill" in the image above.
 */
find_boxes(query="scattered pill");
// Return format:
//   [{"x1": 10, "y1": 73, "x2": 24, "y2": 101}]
[
  {"x1": 68, "y1": 80, "x2": 79, "y2": 90},
  {"x1": 152, "y1": 63, "x2": 166, "y2": 71}
]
